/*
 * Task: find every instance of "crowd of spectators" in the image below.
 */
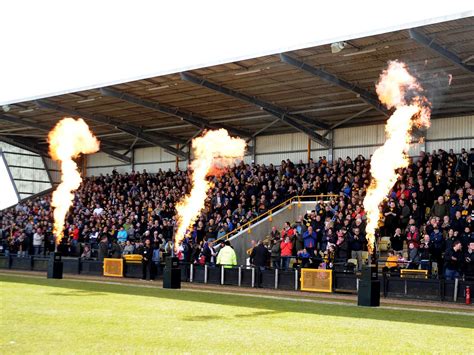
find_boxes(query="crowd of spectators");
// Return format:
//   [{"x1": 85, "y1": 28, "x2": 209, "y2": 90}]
[{"x1": 0, "y1": 148, "x2": 473, "y2": 280}]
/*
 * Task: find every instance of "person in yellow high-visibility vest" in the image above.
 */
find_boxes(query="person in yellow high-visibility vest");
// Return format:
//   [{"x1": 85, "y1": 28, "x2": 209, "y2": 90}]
[{"x1": 216, "y1": 241, "x2": 237, "y2": 268}]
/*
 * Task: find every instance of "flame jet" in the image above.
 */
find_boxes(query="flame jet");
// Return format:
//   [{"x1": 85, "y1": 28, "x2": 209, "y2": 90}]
[
  {"x1": 48, "y1": 117, "x2": 100, "y2": 242},
  {"x1": 364, "y1": 61, "x2": 431, "y2": 254},
  {"x1": 175, "y1": 129, "x2": 246, "y2": 248}
]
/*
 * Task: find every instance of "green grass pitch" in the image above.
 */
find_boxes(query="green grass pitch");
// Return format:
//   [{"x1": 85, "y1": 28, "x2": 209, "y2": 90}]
[{"x1": 0, "y1": 274, "x2": 473, "y2": 354}]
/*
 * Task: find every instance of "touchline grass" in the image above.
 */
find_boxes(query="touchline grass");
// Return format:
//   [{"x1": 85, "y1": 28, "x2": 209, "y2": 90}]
[{"x1": 0, "y1": 274, "x2": 473, "y2": 354}]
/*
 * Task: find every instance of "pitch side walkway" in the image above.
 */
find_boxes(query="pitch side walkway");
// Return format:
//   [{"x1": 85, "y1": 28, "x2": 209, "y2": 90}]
[{"x1": 1, "y1": 269, "x2": 472, "y2": 314}]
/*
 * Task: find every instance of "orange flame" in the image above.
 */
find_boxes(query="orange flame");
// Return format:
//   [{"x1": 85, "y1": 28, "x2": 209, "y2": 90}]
[
  {"x1": 364, "y1": 61, "x2": 431, "y2": 254},
  {"x1": 48, "y1": 118, "x2": 100, "y2": 242},
  {"x1": 175, "y1": 129, "x2": 246, "y2": 248}
]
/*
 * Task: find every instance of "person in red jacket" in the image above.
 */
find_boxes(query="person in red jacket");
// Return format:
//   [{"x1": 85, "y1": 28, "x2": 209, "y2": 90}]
[
  {"x1": 280, "y1": 236, "x2": 293, "y2": 270},
  {"x1": 405, "y1": 225, "x2": 420, "y2": 248}
]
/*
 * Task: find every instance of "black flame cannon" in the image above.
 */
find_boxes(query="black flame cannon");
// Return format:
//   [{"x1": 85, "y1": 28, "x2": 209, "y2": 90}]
[
  {"x1": 163, "y1": 256, "x2": 181, "y2": 289},
  {"x1": 163, "y1": 233, "x2": 181, "y2": 289},
  {"x1": 47, "y1": 252, "x2": 63, "y2": 279},
  {"x1": 357, "y1": 254, "x2": 380, "y2": 307}
]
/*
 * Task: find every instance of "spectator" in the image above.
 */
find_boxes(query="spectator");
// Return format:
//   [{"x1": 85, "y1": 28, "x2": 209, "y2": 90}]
[
  {"x1": 349, "y1": 227, "x2": 366, "y2": 271},
  {"x1": 460, "y1": 226, "x2": 473, "y2": 250},
  {"x1": 117, "y1": 227, "x2": 128, "y2": 244},
  {"x1": 405, "y1": 225, "x2": 420, "y2": 248},
  {"x1": 122, "y1": 240, "x2": 135, "y2": 255},
  {"x1": 419, "y1": 234, "x2": 432, "y2": 272},
  {"x1": 390, "y1": 228, "x2": 405, "y2": 253},
  {"x1": 384, "y1": 250, "x2": 399, "y2": 273},
  {"x1": 17, "y1": 234, "x2": 28, "y2": 257},
  {"x1": 399, "y1": 199, "x2": 411, "y2": 229},
  {"x1": 297, "y1": 248, "x2": 311, "y2": 268},
  {"x1": 280, "y1": 236, "x2": 293, "y2": 270},
  {"x1": 320, "y1": 228, "x2": 333, "y2": 254},
  {"x1": 444, "y1": 240, "x2": 463, "y2": 280},
  {"x1": 445, "y1": 228, "x2": 458, "y2": 252},
  {"x1": 216, "y1": 241, "x2": 237, "y2": 268},
  {"x1": 429, "y1": 226, "x2": 444, "y2": 271},
  {"x1": 110, "y1": 239, "x2": 122, "y2": 258},
  {"x1": 250, "y1": 240, "x2": 270, "y2": 287},
  {"x1": 383, "y1": 201, "x2": 399, "y2": 236},
  {"x1": 397, "y1": 252, "x2": 407, "y2": 268},
  {"x1": 81, "y1": 245, "x2": 92, "y2": 259},
  {"x1": 335, "y1": 229, "x2": 349, "y2": 262},
  {"x1": 89, "y1": 227, "x2": 99, "y2": 250},
  {"x1": 407, "y1": 241, "x2": 420, "y2": 269},
  {"x1": 93, "y1": 204, "x2": 104, "y2": 217},
  {"x1": 463, "y1": 242, "x2": 474, "y2": 278},
  {"x1": 32, "y1": 228, "x2": 44, "y2": 256},
  {"x1": 281, "y1": 222, "x2": 295, "y2": 241},
  {"x1": 303, "y1": 226, "x2": 317, "y2": 256},
  {"x1": 202, "y1": 240, "x2": 217, "y2": 265},
  {"x1": 270, "y1": 237, "x2": 281, "y2": 269},
  {"x1": 269, "y1": 226, "x2": 281, "y2": 240},
  {"x1": 431, "y1": 196, "x2": 449, "y2": 218},
  {"x1": 97, "y1": 237, "x2": 108, "y2": 261},
  {"x1": 140, "y1": 239, "x2": 153, "y2": 281}
]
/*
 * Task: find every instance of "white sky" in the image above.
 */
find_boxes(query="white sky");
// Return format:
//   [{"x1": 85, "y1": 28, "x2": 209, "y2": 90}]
[
  {"x1": 0, "y1": 1, "x2": 472, "y2": 106},
  {"x1": 0, "y1": 154, "x2": 19, "y2": 209}
]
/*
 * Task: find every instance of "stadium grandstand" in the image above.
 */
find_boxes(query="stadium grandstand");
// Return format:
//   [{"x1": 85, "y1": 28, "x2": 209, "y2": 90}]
[
  {"x1": 1, "y1": 4, "x2": 473, "y2": 353},
  {"x1": 0, "y1": 17, "x2": 474, "y2": 294}
]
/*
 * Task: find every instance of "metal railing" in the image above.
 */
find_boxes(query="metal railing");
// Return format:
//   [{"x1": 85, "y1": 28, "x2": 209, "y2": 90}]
[{"x1": 214, "y1": 194, "x2": 338, "y2": 244}]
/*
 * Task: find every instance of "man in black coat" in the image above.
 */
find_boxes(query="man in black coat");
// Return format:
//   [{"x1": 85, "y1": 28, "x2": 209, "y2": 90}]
[
  {"x1": 110, "y1": 239, "x2": 122, "y2": 258},
  {"x1": 250, "y1": 240, "x2": 270, "y2": 287},
  {"x1": 348, "y1": 228, "x2": 366, "y2": 271},
  {"x1": 463, "y1": 241, "x2": 474, "y2": 279},
  {"x1": 390, "y1": 228, "x2": 405, "y2": 253},
  {"x1": 97, "y1": 237, "x2": 109, "y2": 261},
  {"x1": 140, "y1": 239, "x2": 154, "y2": 280},
  {"x1": 444, "y1": 240, "x2": 463, "y2": 280}
]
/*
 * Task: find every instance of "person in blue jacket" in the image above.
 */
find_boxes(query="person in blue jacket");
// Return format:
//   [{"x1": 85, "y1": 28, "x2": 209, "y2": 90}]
[{"x1": 303, "y1": 226, "x2": 317, "y2": 256}]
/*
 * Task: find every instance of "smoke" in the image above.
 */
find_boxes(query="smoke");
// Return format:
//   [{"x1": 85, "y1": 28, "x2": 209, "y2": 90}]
[
  {"x1": 363, "y1": 61, "x2": 431, "y2": 254},
  {"x1": 400, "y1": 59, "x2": 454, "y2": 116},
  {"x1": 48, "y1": 118, "x2": 100, "y2": 242},
  {"x1": 174, "y1": 129, "x2": 246, "y2": 248}
]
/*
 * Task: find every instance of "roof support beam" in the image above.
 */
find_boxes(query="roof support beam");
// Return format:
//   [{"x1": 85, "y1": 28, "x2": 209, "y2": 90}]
[
  {"x1": 35, "y1": 100, "x2": 186, "y2": 159},
  {"x1": 180, "y1": 72, "x2": 330, "y2": 131},
  {"x1": 0, "y1": 114, "x2": 132, "y2": 164},
  {"x1": 0, "y1": 135, "x2": 49, "y2": 157},
  {"x1": 246, "y1": 119, "x2": 279, "y2": 143},
  {"x1": 322, "y1": 107, "x2": 373, "y2": 137},
  {"x1": 0, "y1": 148, "x2": 21, "y2": 201},
  {"x1": 408, "y1": 29, "x2": 474, "y2": 74},
  {"x1": 180, "y1": 72, "x2": 330, "y2": 147},
  {"x1": 262, "y1": 108, "x2": 330, "y2": 146},
  {"x1": 99, "y1": 149, "x2": 132, "y2": 164},
  {"x1": 99, "y1": 88, "x2": 250, "y2": 138},
  {"x1": 280, "y1": 54, "x2": 389, "y2": 116}
]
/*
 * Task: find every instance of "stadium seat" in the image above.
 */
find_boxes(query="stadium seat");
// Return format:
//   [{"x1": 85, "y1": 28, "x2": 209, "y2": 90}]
[
  {"x1": 379, "y1": 237, "x2": 391, "y2": 252},
  {"x1": 348, "y1": 258, "x2": 358, "y2": 269},
  {"x1": 361, "y1": 251, "x2": 369, "y2": 263},
  {"x1": 123, "y1": 254, "x2": 143, "y2": 263}
]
